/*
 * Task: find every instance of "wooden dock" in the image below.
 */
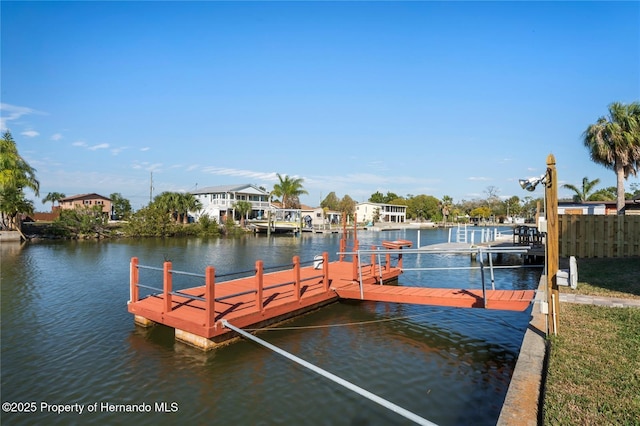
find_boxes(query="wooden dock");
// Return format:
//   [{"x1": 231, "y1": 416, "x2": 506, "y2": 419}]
[
  {"x1": 334, "y1": 284, "x2": 534, "y2": 312},
  {"x1": 127, "y1": 237, "x2": 535, "y2": 350}
]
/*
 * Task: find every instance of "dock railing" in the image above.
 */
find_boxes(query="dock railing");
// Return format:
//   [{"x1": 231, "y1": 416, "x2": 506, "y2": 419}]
[
  {"x1": 129, "y1": 252, "x2": 330, "y2": 323},
  {"x1": 339, "y1": 246, "x2": 539, "y2": 308},
  {"x1": 444, "y1": 226, "x2": 505, "y2": 245}
]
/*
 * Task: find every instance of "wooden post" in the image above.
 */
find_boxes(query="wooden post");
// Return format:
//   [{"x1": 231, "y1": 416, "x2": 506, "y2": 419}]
[
  {"x1": 370, "y1": 245, "x2": 376, "y2": 276},
  {"x1": 385, "y1": 252, "x2": 391, "y2": 272},
  {"x1": 322, "y1": 252, "x2": 329, "y2": 291},
  {"x1": 256, "y1": 260, "x2": 264, "y2": 314},
  {"x1": 163, "y1": 261, "x2": 172, "y2": 313},
  {"x1": 293, "y1": 256, "x2": 301, "y2": 302},
  {"x1": 205, "y1": 266, "x2": 215, "y2": 329},
  {"x1": 352, "y1": 237, "x2": 359, "y2": 281},
  {"x1": 546, "y1": 154, "x2": 560, "y2": 335},
  {"x1": 130, "y1": 257, "x2": 139, "y2": 303}
]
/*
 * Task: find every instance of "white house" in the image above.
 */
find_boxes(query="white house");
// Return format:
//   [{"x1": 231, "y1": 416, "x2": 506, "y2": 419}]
[
  {"x1": 300, "y1": 206, "x2": 342, "y2": 229},
  {"x1": 356, "y1": 202, "x2": 407, "y2": 224},
  {"x1": 190, "y1": 184, "x2": 271, "y2": 223},
  {"x1": 558, "y1": 203, "x2": 607, "y2": 215}
]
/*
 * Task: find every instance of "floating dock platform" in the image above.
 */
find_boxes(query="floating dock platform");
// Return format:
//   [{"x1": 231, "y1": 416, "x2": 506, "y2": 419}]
[{"x1": 128, "y1": 236, "x2": 535, "y2": 350}]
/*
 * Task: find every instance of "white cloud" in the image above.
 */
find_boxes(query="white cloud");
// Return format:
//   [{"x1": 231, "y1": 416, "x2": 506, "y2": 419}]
[
  {"x1": 21, "y1": 130, "x2": 39, "y2": 137},
  {"x1": 51, "y1": 133, "x2": 63, "y2": 141},
  {"x1": 111, "y1": 147, "x2": 127, "y2": 155},
  {"x1": 201, "y1": 166, "x2": 277, "y2": 181},
  {"x1": 140, "y1": 147, "x2": 150, "y2": 152},
  {"x1": 468, "y1": 176, "x2": 492, "y2": 181},
  {"x1": 88, "y1": 143, "x2": 109, "y2": 151},
  {"x1": 132, "y1": 161, "x2": 163, "y2": 172},
  {"x1": 72, "y1": 141, "x2": 87, "y2": 147},
  {"x1": 0, "y1": 103, "x2": 44, "y2": 132}
]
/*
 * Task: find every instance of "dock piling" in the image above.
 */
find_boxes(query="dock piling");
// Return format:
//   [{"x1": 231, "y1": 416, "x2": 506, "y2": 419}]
[
  {"x1": 163, "y1": 261, "x2": 172, "y2": 313},
  {"x1": 294, "y1": 256, "x2": 301, "y2": 302},
  {"x1": 256, "y1": 260, "x2": 264, "y2": 314},
  {"x1": 205, "y1": 266, "x2": 216, "y2": 328},
  {"x1": 130, "y1": 257, "x2": 139, "y2": 303},
  {"x1": 322, "y1": 252, "x2": 329, "y2": 291}
]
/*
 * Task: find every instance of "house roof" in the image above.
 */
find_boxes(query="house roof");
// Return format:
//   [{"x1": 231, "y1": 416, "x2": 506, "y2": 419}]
[
  {"x1": 191, "y1": 184, "x2": 269, "y2": 196},
  {"x1": 356, "y1": 201, "x2": 406, "y2": 208},
  {"x1": 60, "y1": 193, "x2": 111, "y2": 201}
]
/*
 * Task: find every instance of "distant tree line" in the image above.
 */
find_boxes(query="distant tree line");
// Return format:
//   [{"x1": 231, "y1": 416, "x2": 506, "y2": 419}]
[{"x1": 3, "y1": 100, "x2": 638, "y2": 237}]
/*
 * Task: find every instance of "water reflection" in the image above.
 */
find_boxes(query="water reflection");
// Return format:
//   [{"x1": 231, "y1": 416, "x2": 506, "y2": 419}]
[{"x1": 1, "y1": 229, "x2": 540, "y2": 426}]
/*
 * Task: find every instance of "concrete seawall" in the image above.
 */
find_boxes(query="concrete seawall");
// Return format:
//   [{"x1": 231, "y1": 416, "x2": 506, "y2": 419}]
[
  {"x1": 498, "y1": 275, "x2": 548, "y2": 425},
  {"x1": 0, "y1": 231, "x2": 22, "y2": 242}
]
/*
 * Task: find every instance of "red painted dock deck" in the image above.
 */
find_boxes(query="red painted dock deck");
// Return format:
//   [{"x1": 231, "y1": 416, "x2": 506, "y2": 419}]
[
  {"x1": 334, "y1": 283, "x2": 534, "y2": 312},
  {"x1": 127, "y1": 238, "x2": 535, "y2": 349}
]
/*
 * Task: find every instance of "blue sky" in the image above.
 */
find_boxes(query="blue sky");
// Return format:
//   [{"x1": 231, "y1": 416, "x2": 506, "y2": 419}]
[{"x1": 2, "y1": 1, "x2": 639, "y2": 211}]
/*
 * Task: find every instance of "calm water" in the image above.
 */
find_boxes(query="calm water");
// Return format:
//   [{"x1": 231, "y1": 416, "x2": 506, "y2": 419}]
[{"x1": 1, "y1": 228, "x2": 540, "y2": 425}]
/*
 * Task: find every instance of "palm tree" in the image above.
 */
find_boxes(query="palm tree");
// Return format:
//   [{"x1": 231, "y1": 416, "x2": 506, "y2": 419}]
[
  {"x1": 42, "y1": 192, "x2": 66, "y2": 211},
  {"x1": 271, "y1": 173, "x2": 308, "y2": 209},
  {"x1": 175, "y1": 193, "x2": 201, "y2": 224},
  {"x1": 0, "y1": 188, "x2": 35, "y2": 230},
  {"x1": 562, "y1": 177, "x2": 601, "y2": 202},
  {"x1": 233, "y1": 200, "x2": 252, "y2": 227},
  {"x1": 440, "y1": 195, "x2": 453, "y2": 225},
  {"x1": 583, "y1": 101, "x2": 640, "y2": 214},
  {"x1": 152, "y1": 191, "x2": 180, "y2": 222},
  {"x1": 1, "y1": 130, "x2": 39, "y2": 230},
  {"x1": 1, "y1": 130, "x2": 39, "y2": 194},
  {"x1": 153, "y1": 192, "x2": 201, "y2": 223}
]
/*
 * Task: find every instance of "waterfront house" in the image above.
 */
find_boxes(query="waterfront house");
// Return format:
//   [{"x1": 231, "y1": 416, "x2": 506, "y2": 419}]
[
  {"x1": 58, "y1": 193, "x2": 112, "y2": 217},
  {"x1": 558, "y1": 202, "x2": 607, "y2": 215},
  {"x1": 190, "y1": 184, "x2": 271, "y2": 223},
  {"x1": 300, "y1": 205, "x2": 342, "y2": 230},
  {"x1": 558, "y1": 198, "x2": 640, "y2": 215},
  {"x1": 356, "y1": 202, "x2": 407, "y2": 224}
]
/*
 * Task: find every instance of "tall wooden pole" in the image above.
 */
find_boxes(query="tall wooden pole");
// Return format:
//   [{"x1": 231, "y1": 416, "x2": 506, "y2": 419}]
[{"x1": 546, "y1": 154, "x2": 560, "y2": 335}]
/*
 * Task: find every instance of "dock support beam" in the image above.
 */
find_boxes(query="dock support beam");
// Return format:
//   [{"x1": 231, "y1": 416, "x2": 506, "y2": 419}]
[
  {"x1": 175, "y1": 329, "x2": 217, "y2": 351},
  {"x1": 134, "y1": 315, "x2": 155, "y2": 328}
]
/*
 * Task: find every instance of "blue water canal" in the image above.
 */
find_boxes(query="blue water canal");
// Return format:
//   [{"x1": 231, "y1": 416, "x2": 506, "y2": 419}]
[{"x1": 1, "y1": 227, "x2": 541, "y2": 425}]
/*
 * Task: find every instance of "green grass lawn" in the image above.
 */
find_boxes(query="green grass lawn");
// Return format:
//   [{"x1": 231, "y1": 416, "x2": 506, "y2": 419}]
[{"x1": 543, "y1": 257, "x2": 640, "y2": 425}]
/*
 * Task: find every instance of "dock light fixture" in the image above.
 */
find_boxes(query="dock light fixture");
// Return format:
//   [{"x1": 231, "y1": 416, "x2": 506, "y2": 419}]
[{"x1": 519, "y1": 174, "x2": 547, "y2": 192}]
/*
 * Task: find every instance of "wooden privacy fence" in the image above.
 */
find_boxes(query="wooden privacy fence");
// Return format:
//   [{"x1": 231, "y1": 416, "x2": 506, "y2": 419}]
[{"x1": 559, "y1": 214, "x2": 640, "y2": 258}]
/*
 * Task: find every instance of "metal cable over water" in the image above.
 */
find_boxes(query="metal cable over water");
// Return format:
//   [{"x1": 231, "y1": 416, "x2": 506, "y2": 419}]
[{"x1": 222, "y1": 319, "x2": 439, "y2": 426}]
